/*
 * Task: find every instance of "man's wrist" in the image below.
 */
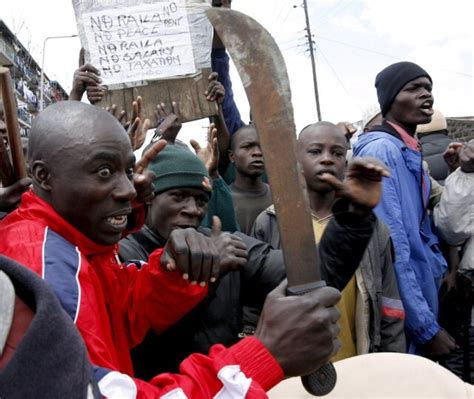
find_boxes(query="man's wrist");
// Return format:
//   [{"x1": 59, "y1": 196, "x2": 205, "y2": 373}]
[
  {"x1": 69, "y1": 88, "x2": 84, "y2": 101},
  {"x1": 332, "y1": 198, "x2": 375, "y2": 228},
  {"x1": 347, "y1": 202, "x2": 372, "y2": 217}
]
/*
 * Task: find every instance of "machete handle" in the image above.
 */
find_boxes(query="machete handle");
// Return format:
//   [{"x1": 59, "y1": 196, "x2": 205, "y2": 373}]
[
  {"x1": 286, "y1": 281, "x2": 337, "y2": 396},
  {"x1": 301, "y1": 363, "x2": 337, "y2": 397}
]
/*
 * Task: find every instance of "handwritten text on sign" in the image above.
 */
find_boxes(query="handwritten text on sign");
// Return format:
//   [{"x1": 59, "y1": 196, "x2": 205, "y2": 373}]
[{"x1": 83, "y1": 0, "x2": 196, "y2": 85}]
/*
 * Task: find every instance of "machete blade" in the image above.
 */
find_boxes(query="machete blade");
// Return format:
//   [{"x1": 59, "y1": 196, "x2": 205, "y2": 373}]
[{"x1": 206, "y1": 8, "x2": 320, "y2": 285}]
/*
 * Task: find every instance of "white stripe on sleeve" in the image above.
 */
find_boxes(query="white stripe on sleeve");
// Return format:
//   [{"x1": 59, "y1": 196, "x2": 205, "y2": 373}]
[
  {"x1": 214, "y1": 365, "x2": 252, "y2": 399},
  {"x1": 98, "y1": 371, "x2": 137, "y2": 399},
  {"x1": 161, "y1": 388, "x2": 188, "y2": 399}
]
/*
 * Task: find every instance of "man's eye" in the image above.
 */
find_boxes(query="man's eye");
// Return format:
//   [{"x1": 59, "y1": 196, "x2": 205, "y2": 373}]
[
  {"x1": 172, "y1": 193, "x2": 185, "y2": 201},
  {"x1": 126, "y1": 167, "x2": 134, "y2": 178},
  {"x1": 98, "y1": 167, "x2": 112, "y2": 178},
  {"x1": 196, "y1": 197, "x2": 209, "y2": 207},
  {"x1": 309, "y1": 149, "x2": 321, "y2": 154}
]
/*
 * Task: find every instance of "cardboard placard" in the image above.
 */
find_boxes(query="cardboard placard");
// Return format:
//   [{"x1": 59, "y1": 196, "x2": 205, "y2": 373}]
[{"x1": 73, "y1": 0, "x2": 217, "y2": 124}]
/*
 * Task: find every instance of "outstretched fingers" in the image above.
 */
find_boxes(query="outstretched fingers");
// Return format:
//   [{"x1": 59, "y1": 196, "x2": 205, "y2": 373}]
[
  {"x1": 135, "y1": 139, "x2": 167, "y2": 174},
  {"x1": 190, "y1": 139, "x2": 201, "y2": 154},
  {"x1": 348, "y1": 157, "x2": 390, "y2": 180}
]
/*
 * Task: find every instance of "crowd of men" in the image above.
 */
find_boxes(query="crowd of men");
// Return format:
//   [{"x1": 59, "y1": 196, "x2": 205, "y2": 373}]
[{"x1": 0, "y1": 2, "x2": 473, "y2": 398}]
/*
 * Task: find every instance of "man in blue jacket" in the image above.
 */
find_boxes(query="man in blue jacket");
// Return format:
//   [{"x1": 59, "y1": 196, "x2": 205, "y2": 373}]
[{"x1": 353, "y1": 62, "x2": 456, "y2": 358}]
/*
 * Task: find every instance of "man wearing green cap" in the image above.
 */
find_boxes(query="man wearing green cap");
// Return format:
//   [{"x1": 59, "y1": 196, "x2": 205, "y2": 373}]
[{"x1": 119, "y1": 143, "x2": 378, "y2": 379}]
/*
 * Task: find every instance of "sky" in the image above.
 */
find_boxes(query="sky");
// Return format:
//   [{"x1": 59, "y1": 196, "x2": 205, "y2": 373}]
[{"x1": 2, "y1": 0, "x2": 473, "y2": 146}]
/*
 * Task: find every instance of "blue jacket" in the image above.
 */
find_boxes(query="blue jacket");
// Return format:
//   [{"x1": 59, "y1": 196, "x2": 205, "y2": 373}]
[{"x1": 353, "y1": 127, "x2": 447, "y2": 353}]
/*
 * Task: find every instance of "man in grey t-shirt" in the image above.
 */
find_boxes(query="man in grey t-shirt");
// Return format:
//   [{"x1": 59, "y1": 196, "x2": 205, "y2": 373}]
[{"x1": 229, "y1": 125, "x2": 272, "y2": 235}]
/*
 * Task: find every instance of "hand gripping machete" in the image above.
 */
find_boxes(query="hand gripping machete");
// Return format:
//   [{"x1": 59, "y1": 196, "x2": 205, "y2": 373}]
[{"x1": 206, "y1": 8, "x2": 337, "y2": 396}]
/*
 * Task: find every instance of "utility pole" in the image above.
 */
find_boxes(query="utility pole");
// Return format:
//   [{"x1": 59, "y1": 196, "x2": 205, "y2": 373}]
[{"x1": 302, "y1": 0, "x2": 322, "y2": 121}]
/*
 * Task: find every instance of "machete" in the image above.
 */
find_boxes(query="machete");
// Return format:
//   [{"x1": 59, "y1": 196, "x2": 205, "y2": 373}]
[{"x1": 206, "y1": 8, "x2": 336, "y2": 396}]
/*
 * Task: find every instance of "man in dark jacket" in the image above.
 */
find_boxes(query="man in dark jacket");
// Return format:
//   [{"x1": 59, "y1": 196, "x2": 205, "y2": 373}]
[
  {"x1": 253, "y1": 122, "x2": 406, "y2": 358},
  {"x1": 416, "y1": 109, "x2": 453, "y2": 185},
  {"x1": 119, "y1": 143, "x2": 377, "y2": 379}
]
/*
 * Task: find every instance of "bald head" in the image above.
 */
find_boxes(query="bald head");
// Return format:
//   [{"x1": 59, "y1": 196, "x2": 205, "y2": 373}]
[
  {"x1": 298, "y1": 121, "x2": 347, "y2": 152},
  {"x1": 29, "y1": 101, "x2": 127, "y2": 167},
  {"x1": 29, "y1": 101, "x2": 137, "y2": 245}
]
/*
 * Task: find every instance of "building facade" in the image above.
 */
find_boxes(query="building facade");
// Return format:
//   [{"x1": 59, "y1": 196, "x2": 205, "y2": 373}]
[{"x1": 0, "y1": 19, "x2": 68, "y2": 138}]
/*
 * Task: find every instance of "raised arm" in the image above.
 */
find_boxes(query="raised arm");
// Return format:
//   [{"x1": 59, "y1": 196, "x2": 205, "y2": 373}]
[{"x1": 211, "y1": 1, "x2": 245, "y2": 136}]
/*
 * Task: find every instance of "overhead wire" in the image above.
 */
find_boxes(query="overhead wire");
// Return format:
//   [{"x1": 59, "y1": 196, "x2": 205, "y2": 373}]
[
  {"x1": 278, "y1": 37, "x2": 301, "y2": 48},
  {"x1": 281, "y1": 44, "x2": 305, "y2": 53},
  {"x1": 311, "y1": 0, "x2": 344, "y2": 25},
  {"x1": 315, "y1": 1, "x2": 352, "y2": 28},
  {"x1": 279, "y1": 5, "x2": 294, "y2": 26},
  {"x1": 271, "y1": 0, "x2": 291, "y2": 34},
  {"x1": 315, "y1": 43, "x2": 364, "y2": 114},
  {"x1": 275, "y1": 1, "x2": 287, "y2": 24},
  {"x1": 314, "y1": 35, "x2": 474, "y2": 78},
  {"x1": 302, "y1": 1, "x2": 473, "y2": 79}
]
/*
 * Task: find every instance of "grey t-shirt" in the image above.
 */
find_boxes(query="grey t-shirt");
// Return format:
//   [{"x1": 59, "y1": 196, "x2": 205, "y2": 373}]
[{"x1": 230, "y1": 183, "x2": 272, "y2": 235}]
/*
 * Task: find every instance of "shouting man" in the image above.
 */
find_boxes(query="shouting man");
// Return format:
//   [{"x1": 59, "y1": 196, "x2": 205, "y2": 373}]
[{"x1": 352, "y1": 62, "x2": 454, "y2": 358}]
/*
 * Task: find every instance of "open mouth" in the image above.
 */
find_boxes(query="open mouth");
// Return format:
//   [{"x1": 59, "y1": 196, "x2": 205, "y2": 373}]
[
  {"x1": 316, "y1": 170, "x2": 335, "y2": 176},
  {"x1": 420, "y1": 101, "x2": 434, "y2": 116},
  {"x1": 105, "y1": 208, "x2": 132, "y2": 230},
  {"x1": 106, "y1": 215, "x2": 128, "y2": 228}
]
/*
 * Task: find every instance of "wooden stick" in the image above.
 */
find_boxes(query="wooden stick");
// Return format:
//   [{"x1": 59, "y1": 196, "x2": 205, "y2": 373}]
[
  {"x1": 0, "y1": 67, "x2": 27, "y2": 182},
  {"x1": 0, "y1": 132, "x2": 15, "y2": 186}
]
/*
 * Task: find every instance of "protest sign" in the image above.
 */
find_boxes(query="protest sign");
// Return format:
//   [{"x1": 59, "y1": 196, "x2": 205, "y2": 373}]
[
  {"x1": 73, "y1": 0, "x2": 217, "y2": 124},
  {"x1": 84, "y1": 1, "x2": 196, "y2": 85}
]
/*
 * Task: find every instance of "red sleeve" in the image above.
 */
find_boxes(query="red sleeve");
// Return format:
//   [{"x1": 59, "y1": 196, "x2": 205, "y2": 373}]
[
  {"x1": 119, "y1": 248, "x2": 209, "y2": 348},
  {"x1": 94, "y1": 337, "x2": 284, "y2": 399}
]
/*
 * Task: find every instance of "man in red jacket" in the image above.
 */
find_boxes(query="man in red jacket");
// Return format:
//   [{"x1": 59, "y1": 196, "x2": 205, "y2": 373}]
[{"x1": 0, "y1": 101, "x2": 341, "y2": 398}]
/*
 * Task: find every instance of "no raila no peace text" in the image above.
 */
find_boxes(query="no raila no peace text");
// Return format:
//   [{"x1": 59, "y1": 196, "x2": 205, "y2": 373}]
[{"x1": 90, "y1": 6, "x2": 185, "y2": 74}]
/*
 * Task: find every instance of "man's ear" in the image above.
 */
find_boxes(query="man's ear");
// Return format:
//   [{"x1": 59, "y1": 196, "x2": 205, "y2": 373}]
[
  {"x1": 31, "y1": 161, "x2": 52, "y2": 191},
  {"x1": 228, "y1": 149, "x2": 234, "y2": 163}
]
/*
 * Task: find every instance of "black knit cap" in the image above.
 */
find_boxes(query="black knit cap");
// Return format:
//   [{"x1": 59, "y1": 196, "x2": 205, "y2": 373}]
[
  {"x1": 148, "y1": 144, "x2": 212, "y2": 196},
  {"x1": 375, "y1": 61, "x2": 432, "y2": 117}
]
